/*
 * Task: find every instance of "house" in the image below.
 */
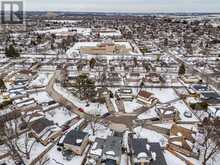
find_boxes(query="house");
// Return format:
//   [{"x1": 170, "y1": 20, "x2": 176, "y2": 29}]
[
  {"x1": 207, "y1": 106, "x2": 220, "y2": 117},
  {"x1": 102, "y1": 136, "x2": 122, "y2": 165},
  {"x1": 87, "y1": 138, "x2": 105, "y2": 165},
  {"x1": 167, "y1": 136, "x2": 198, "y2": 158},
  {"x1": 115, "y1": 88, "x2": 133, "y2": 101},
  {"x1": 181, "y1": 74, "x2": 201, "y2": 84},
  {"x1": 155, "y1": 104, "x2": 180, "y2": 122},
  {"x1": 137, "y1": 90, "x2": 158, "y2": 105},
  {"x1": 63, "y1": 130, "x2": 89, "y2": 155},
  {"x1": 0, "y1": 110, "x2": 22, "y2": 143},
  {"x1": 170, "y1": 124, "x2": 195, "y2": 142},
  {"x1": 30, "y1": 117, "x2": 61, "y2": 145},
  {"x1": 200, "y1": 91, "x2": 220, "y2": 105},
  {"x1": 107, "y1": 72, "x2": 121, "y2": 83},
  {"x1": 191, "y1": 84, "x2": 210, "y2": 93},
  {"x1": 144, "y1": 72, "x2": 163, "y2": 84},
  {"x1": 129, "y1": 137, "x2": 167, "y2": 165},
  {"x1": 126, "y1": 72, "x2": 142, "y2": 83},
  {"x1": 167, "y1": 124, "x2": 199, "y2": 158}
]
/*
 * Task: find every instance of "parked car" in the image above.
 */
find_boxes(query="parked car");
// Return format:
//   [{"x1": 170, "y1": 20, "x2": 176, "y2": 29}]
[
  {"x1": 62, "y1": 125, "x2": 70, "y2": 132},
  {"x1": 78, "y1": 108, "x2": 84, "y2": 112},
  {"x1": 101, "y1": 112, "x2": 111, "y2": 118}
]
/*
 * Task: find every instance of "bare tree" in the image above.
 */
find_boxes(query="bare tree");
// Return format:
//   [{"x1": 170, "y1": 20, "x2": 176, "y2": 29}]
[
  {"x1": 200, "y1": 119, "x2": 220, "y2": 165},
  {"x1": 2, "y1": 111, "x2": 46, "y2": 161}
]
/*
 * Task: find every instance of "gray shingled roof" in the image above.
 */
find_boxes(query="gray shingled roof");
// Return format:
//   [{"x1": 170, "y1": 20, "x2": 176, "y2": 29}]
[
  {"x1": 103, "y1": 136, "x2": 122, "y2": 157},
  {"x1": 149, "y1": 143, "x2": 167, "y2": 165},
  {"x1": 93, "y1": 138, "x2": 105, "y2": 150},
  {"x1": 63, "y1": 130, "x2": 88, "y2": 146},
  {"x1": 130, "y1": 138, "x2": 167, "y2": 165},
  {"x1": 130, "y1": 138, "x2": 151, "y2": 158}
]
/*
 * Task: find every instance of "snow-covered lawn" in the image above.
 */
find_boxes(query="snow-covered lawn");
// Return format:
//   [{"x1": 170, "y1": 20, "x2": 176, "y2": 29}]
[
  {"x1": 138, "y1": 107, "x2": 158, "y2": 120},
  {"x1": 124, "y1": 100, "x2": 143, "y2": 113},
  {"x1": 30, "y1": 72, "x2": 53, "y2": 87},
  {"x1": 83, "y1": 123, "x2": 112, "y2": 139},
  {"x1": 45, "y1": 20, "x2": 81, "y2": 23},
  {"x1": 54, "y1": 84, "x2": 108, "y2": 115},
  {"x1": 46, "y1": 145, "x2": 87, "y2": 165},
  {"x1": 153, "y1": 123, "x2": 173, "y2": 129},
  {"x1": 111, "y1": 98, "x2": 119, "y2": 112},
  {"x1": 120, "y1": 154, "x2": 128, "y2": 165},
  {"x1": 171, "y1": 100, "x2": 199, "y2": 122},
  {"x1": 0, "y1": 157, "x2": 15, "y2": 165},
  {"x1": 164, "y1": 150, "x2": 185, "y2": 165},
  {"x1": 15, "y1": 134, "x2": 47, "y2": 164},
  {"x1": 35, "y1": 27, "x2": 91, "y2": 36},
  {"x1": 29, "y1": 91, "x2": 53, "y2": 104},
  {"x1": 45, "y1": 106, "x2": 77, "y2": 126},
  {"x1": 133, "y1": 127, "x2": 167, "y2": 147},
  {"x1": 146, "y1": 88, "x2": 179, "y2": 103},
  {"x1": 40, "y1": 65, "x2": 57, "y2": 71},
  {"x1": 99, "y1": 30, "x2": 122, "y2": 37}
]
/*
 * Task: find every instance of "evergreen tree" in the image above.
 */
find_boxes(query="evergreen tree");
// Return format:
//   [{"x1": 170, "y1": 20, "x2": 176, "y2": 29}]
[
  {"x1": 5, "y1": 44, "x2": 20, "y2": 58},
  {"x1": 0, "y1": 79, "x2": 6, "y2": 91},
  {"x1": 178, "y1": 63, "x2": 186, "y2": 75},
  {"x1": 89, "y1": 58, "x2": 96, "y2": 69},
  {"x1": 75, "y1": 74, "x2": 96, "y2": 99}
]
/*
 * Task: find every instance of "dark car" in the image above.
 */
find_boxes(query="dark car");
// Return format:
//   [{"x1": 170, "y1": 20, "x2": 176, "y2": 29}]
[
  {"x1": 151, "y1": 117, "x2": 160, "y2": 121},
  {"x1": 101, "y1": 112, "x2": 111, "y2": 118}
]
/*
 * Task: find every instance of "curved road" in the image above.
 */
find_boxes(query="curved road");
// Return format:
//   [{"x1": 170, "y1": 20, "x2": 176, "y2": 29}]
[{"x1": 46, "y1": 70, "x2": 90, "y2": 118}]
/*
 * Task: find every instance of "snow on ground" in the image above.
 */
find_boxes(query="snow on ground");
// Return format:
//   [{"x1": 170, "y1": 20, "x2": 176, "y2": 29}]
[
  {"x1": 46, "y1": 145, "x2": 86, "y2": 165},
  {"x1": 138, "y1": 107, "x2": 158, "y2": 120},
  {"x1": 45, "y1": 20, "x2": 81, "y2": 23},
  {"x1": 29, "y1": 91, "x2": 53, "y2": 104},
  {"x1": 177, "y1": 124, "x2": 198, "y2": 132},
  {"x1": 100, "y1": 30, "x2": 122, "y2": 37},
  {"x1": 0, "y1": 157, "x2": 15, "y2": 165},
  {"x1": 133, "y1": 127, "x2": 167, "y2": 146},
  {"x1": 171, "y1": 100, "x2": 199, "y2": 122},
  {"x1": 83, "y1": 123, "x2": 112, "y2": 139},
  {"x1": 180, "y1": 153, "x2": 201, "y2": 165},
  {"x1": 120, "y1": 154, "x2": 128, "y2": 165},
  {"x1": 0, "y1": 144, "x2": 10, "y2": 156},
  {"x1": 164, "y1": 150, "x2": 185, "y2": 165},
  {"x1": 146, "y1": 88, "x2": 179, "y2": 103},
  {"x1": 35, "y1": 27, "x2": 70, "y2": 34},
  {"x1": 35, "y1": 27, "x2": 91, "y2": 36},
  {"x1": 0, "y1": 107, "x2": 12, "y2": 116},
  {"x1": 15, "y1": 134, "x2": 47, "y2": 164},
  {"x1": 45, "y1": 106, "x2": 77, "y2": 126},
  {"x1": 124, "y1": 100, "x2": 143, "y2": 113},
  {"x1": 74, "y1": 27, "x2": 91, "y2": 36},
  {"x1": 208, "y1": 105, "x2": 220, "y2": 117},
  {"x1": 40, "y1": 65, "x2": 57, "y2": 71},
  {"x1": 111, "y1": 98, "x2": 119, "y2": 112},
  {"x1": 29, "y1": 72, "x2": 53, "y2": 87},
  {"x1": 153, "y1": 123, "x2": 173, "y2": 129},
  {"x1": 54, "y1": 83, "x2": 108, "y2": 115}
]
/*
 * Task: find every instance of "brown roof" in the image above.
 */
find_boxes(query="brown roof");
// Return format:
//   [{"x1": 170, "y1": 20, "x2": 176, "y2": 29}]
[
  {"x1": 0, "y1": 111, "x2": 21, "y2": 123},
  {"x1": 138, "y1": 90, "x2": 153, "y2": 98},
  {"x1": 31, "y1": 118, "x2": 54, "y2": 134}
]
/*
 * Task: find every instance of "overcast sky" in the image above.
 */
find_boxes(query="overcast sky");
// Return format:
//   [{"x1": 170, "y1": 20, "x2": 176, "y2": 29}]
[{"x1": 24, "y1": 0, "x2": 220, "y2": 12}]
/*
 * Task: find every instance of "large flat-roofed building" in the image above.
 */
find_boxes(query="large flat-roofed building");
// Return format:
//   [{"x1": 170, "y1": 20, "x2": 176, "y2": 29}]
[{"x1": 80, "y1": 41, "x2": 132, "y2": 55}]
